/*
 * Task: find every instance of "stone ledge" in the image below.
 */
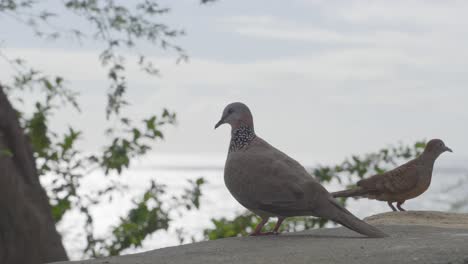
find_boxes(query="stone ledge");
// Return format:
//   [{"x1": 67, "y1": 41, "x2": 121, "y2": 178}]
[
  {"x1": 52, "y1": 211, "x2": 468, "y2": 264},
  {"x1": 365, "y1": 210, "x2": 468, "y2": 229}
]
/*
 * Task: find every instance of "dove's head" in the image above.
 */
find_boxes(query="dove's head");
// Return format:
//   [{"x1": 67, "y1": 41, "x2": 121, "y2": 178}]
[
  {"x1": 214, "y1": 102, "x2": 254, "y2": 131},
  {"x1": 423, "y1": 139, "x2": 452, "y2": 158}
]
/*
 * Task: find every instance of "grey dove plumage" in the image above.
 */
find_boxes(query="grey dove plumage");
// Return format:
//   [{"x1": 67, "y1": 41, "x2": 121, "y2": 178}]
[
  {"x1": 332, "y1": 139, "x2": 452, "y2": 211},
  {"x1": 215, "y1": 102, "x2": 387, "y2": 238}
]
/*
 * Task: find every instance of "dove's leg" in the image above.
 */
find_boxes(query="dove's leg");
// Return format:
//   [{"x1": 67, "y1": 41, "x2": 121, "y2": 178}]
[
  {"x1": 250, "y1": 217, "x2": 274, "y2": 236},
  {"x1": 387, "y1": 202, "x2": 397, "y2": 211},
  {"x1": 272, "y1": 217, "x2": 286, "y2": 235},
  {"x1": 396, "y1": 201, "x2": 406, "y2": 211}
]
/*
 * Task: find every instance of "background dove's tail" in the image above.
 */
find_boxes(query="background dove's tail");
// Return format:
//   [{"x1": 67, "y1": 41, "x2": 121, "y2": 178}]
[
  {"x1": 328, "y1": 198, "x2": 388, "y2": 238},
  {"x1": 331, "y1": 187, "x2": 368, "y2": 198}
]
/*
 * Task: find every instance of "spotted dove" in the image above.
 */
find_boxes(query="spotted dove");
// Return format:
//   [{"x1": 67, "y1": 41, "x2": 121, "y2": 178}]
[
  {"x1": 332, "y1": 139, "x2": 452, "y2": 212},
  {"x1": 215, "y1": 102, "x2": 387, "y2": 238}
]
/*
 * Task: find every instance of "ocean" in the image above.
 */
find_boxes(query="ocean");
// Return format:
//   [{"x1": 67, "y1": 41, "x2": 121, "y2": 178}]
[{"x1": 53, "y1": 153, "x2": 468, "y2": 260}]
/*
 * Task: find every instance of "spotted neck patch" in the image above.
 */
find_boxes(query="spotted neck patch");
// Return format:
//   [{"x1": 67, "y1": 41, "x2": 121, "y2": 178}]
[{"x1": 229, "y1": 126, "x2": 256, "y2": 153}]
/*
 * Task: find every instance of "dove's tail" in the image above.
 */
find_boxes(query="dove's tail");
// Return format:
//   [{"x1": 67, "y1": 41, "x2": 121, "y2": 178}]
[
  {"x1": 328, "y1": 198, "x2": 388, "y2": 238},
  {"x1": 331, "y1": 187, "x2": 368, "y2": 198}
]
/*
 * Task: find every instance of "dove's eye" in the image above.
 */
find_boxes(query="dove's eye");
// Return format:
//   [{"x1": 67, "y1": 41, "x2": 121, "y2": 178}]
[{"x1": 228, "y1": 108, "x2": 234, "y2": 114}]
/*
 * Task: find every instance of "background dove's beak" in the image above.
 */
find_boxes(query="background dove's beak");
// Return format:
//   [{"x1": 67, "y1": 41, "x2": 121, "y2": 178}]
[
  {"x1": 214, "y1": 119, "x2": 224, "y2": 129},
  {"x1": 445, "y1": 146, "x2": 453, "y2": 152}
]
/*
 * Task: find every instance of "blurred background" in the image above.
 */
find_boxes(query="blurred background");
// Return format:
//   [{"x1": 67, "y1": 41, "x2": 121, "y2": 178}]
[{"x1": 0, "y1": 0, "x2": 467, "y2": 262}]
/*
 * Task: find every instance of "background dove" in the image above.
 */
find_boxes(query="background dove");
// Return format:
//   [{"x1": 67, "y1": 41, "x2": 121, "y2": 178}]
[
  {"x1": 215, "y1": 102, "x2": 387, "y2": 238},
  {"x1": 332, "y1": 139, "x2": 452, "y2": 211}
]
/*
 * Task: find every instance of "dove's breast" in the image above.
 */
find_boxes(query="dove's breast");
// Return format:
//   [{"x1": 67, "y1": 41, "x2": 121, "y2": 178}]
[
  {"x1": 400, "y1": 169, "x2": 433, "y2": 200},
  {"x1": 224, "y1": 150, "x2": 271, "y2": 210}
]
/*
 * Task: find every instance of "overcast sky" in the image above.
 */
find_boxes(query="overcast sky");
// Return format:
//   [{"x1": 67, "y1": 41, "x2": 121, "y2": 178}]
[{"x1": 1, "y1": 0, "x2": 467, "y2": 165}]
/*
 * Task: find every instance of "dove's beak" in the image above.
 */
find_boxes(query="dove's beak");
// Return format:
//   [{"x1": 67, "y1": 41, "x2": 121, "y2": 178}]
[
  {"x1": 445, "y1": 146, "x2": 453, "y2": 153},
  {"x1": 214, "y1": 118, "x2": 225, "y2": 129}
]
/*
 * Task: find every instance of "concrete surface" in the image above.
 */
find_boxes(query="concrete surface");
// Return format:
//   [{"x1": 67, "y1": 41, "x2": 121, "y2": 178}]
[{"x1": 52, "y1": 211, "x2": 468, "y2": 264}]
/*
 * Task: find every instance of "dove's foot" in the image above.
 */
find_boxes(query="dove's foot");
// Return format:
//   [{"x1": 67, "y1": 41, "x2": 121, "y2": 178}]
[
  {"x1": 272, "y1": 217, "x2": 286, "y2": 234},
  {"x1": 250, "y1": 217, "x2": 270, "y2": 236},
  {"x1": 249, "y1": 231, "x2": 275, "y2": 236},
  {"x1": 396, "y1": 201, "x2": 406, "y2": 211},
  {"x1": 387, "y1": 202, "x2": 397, "y2": 212}
]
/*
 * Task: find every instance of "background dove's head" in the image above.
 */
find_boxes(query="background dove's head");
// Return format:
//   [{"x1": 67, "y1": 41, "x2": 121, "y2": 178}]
[
  {"x1": 215, "y1": 102, "x2": 254, "y2": 131},
  {"x1": 423, "y1": 139, "x2": 452, "y2": 158}
]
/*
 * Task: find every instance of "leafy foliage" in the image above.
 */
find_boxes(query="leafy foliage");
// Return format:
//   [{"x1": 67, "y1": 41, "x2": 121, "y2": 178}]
[
  {"x1": 203, "y1": 141, "x2": 426, "y2": 240},
  {"x1": 205, "y1": 213, "x2": 259, "y2": 239},
  {"x1": 84, "y1": 178, "x2": 204, "y2": 257},
  {"x1": 0, "y1": 0, "x2": 212, "y2": 259},
  {"x1": 104, "y1": 181, "x2": 171, "y2": 257},
  {"x1": 0, "y1": 0, "x2": 192, "y2": 117},
  {"x1": 2, "y1": 61, "x2": 201, "y2": 257}
]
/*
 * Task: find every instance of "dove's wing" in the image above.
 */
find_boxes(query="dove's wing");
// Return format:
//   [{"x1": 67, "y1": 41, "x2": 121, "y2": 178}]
[{"x1": 357, "y1": 159, "x2": 420, "y2": 194}]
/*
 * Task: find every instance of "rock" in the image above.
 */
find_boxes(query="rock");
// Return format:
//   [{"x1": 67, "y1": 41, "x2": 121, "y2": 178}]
[
  {"x1": 365, "y1": 211, "x2": 468, "y2": 229},
  {"x1": 52, "y1": 211, "x2": 468, "y2": 264}
]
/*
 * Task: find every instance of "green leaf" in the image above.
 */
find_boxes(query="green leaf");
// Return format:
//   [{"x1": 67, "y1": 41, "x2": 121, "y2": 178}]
[
  {"x1": 0, "y1": 148, "x2": 14, "y2": 158},
  {"x1": 51, "y1": 198, "x2": 71, "y2": 223}
]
